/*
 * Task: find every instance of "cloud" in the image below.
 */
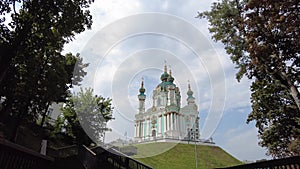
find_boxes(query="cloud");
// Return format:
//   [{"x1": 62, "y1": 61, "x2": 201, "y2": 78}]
[
  {"x1": 221, "y1": 127, "x2": 269, "y2": 161},
  {"x1": 65, "y1": 0, "x2": 269, "y2": 161}
]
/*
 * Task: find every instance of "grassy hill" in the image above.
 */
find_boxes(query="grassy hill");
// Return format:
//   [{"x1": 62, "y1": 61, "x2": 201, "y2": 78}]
[{"x1": 128, "y1": 142, "x2": 242, "y2": 169}]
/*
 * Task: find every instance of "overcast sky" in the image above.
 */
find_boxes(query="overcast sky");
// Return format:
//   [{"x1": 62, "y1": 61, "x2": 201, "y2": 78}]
[{"x1": 63, "y1": 0, "x2": 270, "y2": 162}]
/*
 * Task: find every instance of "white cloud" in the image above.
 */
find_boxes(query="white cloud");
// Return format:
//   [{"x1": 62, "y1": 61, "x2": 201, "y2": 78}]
[
  {"x1": 63, "y1": 0, "x2": 143, "y2": 55},
  {"x1": 64, "y1": 0, "x2": 269, "y2": 162},
  {"x1": 220, "y1": 127, "x2": 270, "y2": 161}
]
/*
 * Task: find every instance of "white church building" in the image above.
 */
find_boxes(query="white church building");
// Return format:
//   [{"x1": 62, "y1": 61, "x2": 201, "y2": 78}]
[{"x1": 134, "y1": 64, "x2": 200, "y2": 142}]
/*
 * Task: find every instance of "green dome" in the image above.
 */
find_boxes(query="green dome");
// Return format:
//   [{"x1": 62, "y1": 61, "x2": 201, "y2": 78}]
[
  {"x1": 160, "y1": 72, "x2": 169, "y2": 81},
  {"x1": 187, "y1": 90, "x2": 193, "y2": 96},
  {"x1": 167, "y1": 70, "x2": 174, "y2": 83},
  {"x1": 160, "y1": 64, "x2": 169, "y2": 81},
  {"x1": 139, "y1": 80, "x2": 146, "y2": 96},
  {"x1": 139, "y1": 87, "x2": 145, "y2": 94}
]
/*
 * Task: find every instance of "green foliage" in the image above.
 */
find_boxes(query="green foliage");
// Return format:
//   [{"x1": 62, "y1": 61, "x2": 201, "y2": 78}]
[
  {"x1": 198, "y1": 0, "x2": 300, "y2": 109},
  {"x1": 199, "y1": 0, "x2": 300, "y2": 157},
  {"x1": 0, "y1": 0, "x2": 93, "y2": 140},
  {"x1": 54, "y1": 88, "x2": 113, "y2": 145},
  {"x1": 198, "y1": 0, "x2": 248, "y2": 80},
  {"x1": 248, "y1": 78, "x2": 300, "y2": 158}
]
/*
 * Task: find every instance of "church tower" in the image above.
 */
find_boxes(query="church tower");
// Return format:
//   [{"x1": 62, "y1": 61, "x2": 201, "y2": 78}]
[
  {"x1": 184, "y1": 82, "x2": 200, "y2": 140},
  {"x1": 134, "y1": 63, "x2": 200, "y2": 142},
  {"x1": 138, "y1": 79, "x2": 146, "y2": 114},
  {"x1": 187, "y1": 82, "x2": 195, "y2": 104}
]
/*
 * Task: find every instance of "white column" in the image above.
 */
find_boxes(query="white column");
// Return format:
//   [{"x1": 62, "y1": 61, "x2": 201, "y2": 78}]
[
  {"x1": 141, "y1": 122, "x2": 143, "y2": 138},
  {"x1": 137, "y1": 122, "x2": 139, "y2": 137},
  {"x1": 182, "y1": 115, "x2": 184, "y2": 132},
  {"x1": 135, "y1": 123, "x2": 137, "y2": 137},
  {"x1": 176, "y1": 114, "x2": 179, "y2": 131},
  {"x1": 145, "y1": 120, "x2": 148, "y2": 138},
  {"x1": 159, "y1": 117, "x2": 161, "y2": 134},
  {"x1": 183, "y1": 117, "x2": 186, "y2": 135},
  {"x1": 143, "y1": 121, "x2": 146, "y2": 138},
  {"x1": 171, "y1": 113, "x2": 174, "y2": 130},
  {"x1": 139, "y1": 121, "x2": 143, "y2": 137},
  {"x1": 178, "y1": 116, "x2": 181, "y2": 132},
  {"x1": 167, "y1": 114, "x2": 171, "y2": 130},
  {"x1": 161, "y1": 116, "x2": 163, "y2": 134},
  {"x1": 171, "y1": 113, "x2": 173, "y2": 130},
  {"x1": 138, "y1": 122, "x2": 140, "y2": 137},
  {"x1": 149, "y1": 119, "x2": 151, "y2": 137},
  {"x1": 175, "y1": 114, "x2": 177, "y2": 131},
  {"x1": 158, "y1": 117, "x2": 161, "y2": 134},
  {"x1": 164, "y1": 115, "x2": 167, "y2": 133}
]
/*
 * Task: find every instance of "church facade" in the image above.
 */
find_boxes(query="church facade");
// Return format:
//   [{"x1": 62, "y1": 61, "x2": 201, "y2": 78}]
[{"x1": 134, "y1": 65, "x2": 200, "y2": 142}]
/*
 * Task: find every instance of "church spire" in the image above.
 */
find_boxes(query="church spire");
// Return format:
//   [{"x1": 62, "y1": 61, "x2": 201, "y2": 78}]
[
  {"x1": 167, "y1": 68, "x2": 174, "y2": 83},
  {"x1": 139, "y1": 77, "x2": 146, "y2": 95},
  {"x1": 187, "y1": 80, "x2": 195, "y2": 104},
  {"x1": 164, "y1": 61, "x2": 167, "y2": 73},
  {"x1": 138, "y1": 78, "x2": 146, "y2": 114},
  {"x1": 160, "y1": 61, "x2": 169, "y2": 82}
]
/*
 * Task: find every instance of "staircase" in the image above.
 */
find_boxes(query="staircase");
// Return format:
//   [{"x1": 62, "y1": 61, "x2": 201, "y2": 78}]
[{"x1": 0, "y1": 139, "x2": 152, "y2": 169}]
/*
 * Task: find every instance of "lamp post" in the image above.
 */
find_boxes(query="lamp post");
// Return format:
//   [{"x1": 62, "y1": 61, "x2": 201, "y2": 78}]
[{"x1": 193, "y1": 125, "x2": 198, "y2": 169}]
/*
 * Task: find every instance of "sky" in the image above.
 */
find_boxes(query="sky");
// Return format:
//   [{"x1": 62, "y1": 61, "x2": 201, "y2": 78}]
[{"x1": 63, "y1": 0, "x2": 270, "y2": 162}]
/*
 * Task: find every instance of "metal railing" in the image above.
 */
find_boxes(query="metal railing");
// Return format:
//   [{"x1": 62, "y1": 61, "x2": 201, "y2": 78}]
[
  {"x1": 79, "y1": 145, "x2": 153, "y2": 169},
  {"x1": 0, "y1": 138, "x2": 54, "y2": 169},
  {"x1": 217, "y1": 156, "x2": 300, "y2": 169}
]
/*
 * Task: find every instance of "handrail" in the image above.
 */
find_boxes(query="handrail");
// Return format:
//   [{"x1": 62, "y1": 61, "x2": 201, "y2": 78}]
[
  {"x1": 79, "y1": 145, "x2": 153, "y2": 169},
  {"x1": 216, "y1": 156, "x2": 300, "y2": 169},
  {"x1": 78, "y1": 144, "x2": 98, "y2": 169},
  {"x1": 107, "y1": 147, "x2": 154, "y2": 169},
  {"x1": 0, "y1": 138, "x2": 54, "y2": 169},
  {"x1": 83, "y1": 144, "x2": 96, "y2": 156},
  {"x1": 0, "y1": 138, "x2": 54, "y2": 161},
  {"x1": 50, "y1": 144, "x2": 77, "y2": 150}
]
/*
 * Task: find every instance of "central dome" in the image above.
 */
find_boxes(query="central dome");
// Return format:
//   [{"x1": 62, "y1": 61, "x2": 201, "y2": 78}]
[
  {"x1": 160, "y1": 72, "x2": 169, "y2": 81},
  {"x1": 160, "y1": 64, "x2": 169, "y2": 81}
]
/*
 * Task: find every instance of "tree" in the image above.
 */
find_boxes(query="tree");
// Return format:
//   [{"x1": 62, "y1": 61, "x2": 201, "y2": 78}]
[
  {"x1": 54, "y1": 88, "x2": 114, "y2": 145},
  {"x1": 198, "y1": 0, "x2": 300, "y2": 110},
  {"x1": 248, "y1": 77, "x2": 300, "y2": 157},
  {"x1": 39, "y1": 53, "x2": 89, "y2": 126},
  {"x1": 0, "y1": 0, "x2": 93, "y2": 141},
  {"x1": 198, "y1": 0, "x2": 300, "y2": 157}
]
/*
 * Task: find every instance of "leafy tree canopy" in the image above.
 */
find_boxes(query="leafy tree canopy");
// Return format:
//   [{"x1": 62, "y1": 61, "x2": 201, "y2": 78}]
[
  {"x1": 198, "y1": 0, "x2": 300, "y2": 157},
  {"x1": 54, "y1": 88, "x2": 114, "y2": 145},
  {"x1": 198, "y1": 0, "x2": 300, "y2": 110},
  {"x1": 0, "y1": 0, "x2": 93, "y2": 141},
  {"x1": 249, "y1": 77, "x2": 300, "y2": 157}
]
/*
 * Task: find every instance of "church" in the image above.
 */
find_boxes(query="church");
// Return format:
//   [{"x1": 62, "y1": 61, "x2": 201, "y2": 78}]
[{"x1": 134, "y1": 64, "x2": 200, "y2": 142}]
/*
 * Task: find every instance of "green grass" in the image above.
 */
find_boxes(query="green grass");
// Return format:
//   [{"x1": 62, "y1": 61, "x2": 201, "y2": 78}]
[{"x1": 130, "y1": 142, "x2": 242, "y2": 169}]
